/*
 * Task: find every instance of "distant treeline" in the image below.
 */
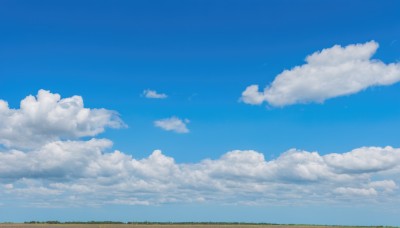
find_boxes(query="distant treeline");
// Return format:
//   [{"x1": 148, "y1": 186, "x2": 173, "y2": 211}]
[
  {"x1": 18, "y1": 222, "x2": 397, "y2": 227},
  {"x1": 25, "y1": 221, "x2": 124, "y2": 224},
  {"x1": 23, "y1": 221, "x2": 279, "y2": 225}
]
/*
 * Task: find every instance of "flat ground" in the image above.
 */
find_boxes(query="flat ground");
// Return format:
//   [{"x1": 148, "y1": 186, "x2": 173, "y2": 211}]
[{"x1": 0, "y1": 224, "x2": 388, "y2": 228}]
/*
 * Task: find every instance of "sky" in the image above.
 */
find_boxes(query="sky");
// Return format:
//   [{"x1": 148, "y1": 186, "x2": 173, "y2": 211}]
[{"x1": 1, "y1": 0, "x2": 400, "y2": 225}]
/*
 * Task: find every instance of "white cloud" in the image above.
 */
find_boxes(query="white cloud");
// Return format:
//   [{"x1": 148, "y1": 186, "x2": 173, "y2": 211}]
[
  {"x1": 4, "y1": 184, "x2": 13, "y2": 190},
  {"x1": 324, "y1": 146, "x2": 400, "y2": 173},
  {"x1": 240, "y1": 85, "x2": 265, "y2": 105},
  {"x1": 334, "y1": 187, "x2": 377, "y2": 196},
  {"x1": 0, "y1": 139, "x2": 114, "y2": 179},
  {"x1": 0, "y1": 90, "x2": 125, "y2": 149},
  {"x1": 1, "y1": 142, "x2": 400, "y2": 206},
  {"x1": 143, "y1": 89, "x2": 168, "y2": 99},
  {"x1": 154, "y1": 117, "x2": 189, "y2": 133},
  {"x1": 241, "y1": 41, "x2": 400, "y2": 106},
  {"x1": 1, "y1": 90, "x2": 400, "y2": 207},
  {"x1": 370, "y1": 180, "x2": 397, "y2": 192}
]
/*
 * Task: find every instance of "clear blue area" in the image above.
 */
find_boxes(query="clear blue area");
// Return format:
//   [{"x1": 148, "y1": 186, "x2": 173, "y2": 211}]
[{"x1": 1, "y1": 0, "x2": 400, "y2": 224}]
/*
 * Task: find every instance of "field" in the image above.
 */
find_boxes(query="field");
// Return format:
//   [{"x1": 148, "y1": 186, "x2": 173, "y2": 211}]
[{"x1": 0, "y1": 224, "x2": 392, "y2": 228}]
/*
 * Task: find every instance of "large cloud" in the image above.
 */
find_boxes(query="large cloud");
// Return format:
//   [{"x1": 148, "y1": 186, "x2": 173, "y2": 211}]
[
  {"x1": 1, "y1": 142, "x2": 399, "y2": 206},
  {"x1": 241, "y1": 41, "x2": 400, "y2": 106},
  {"x1": 1, "y1": 90, "x2": 399, "y2": 207},
  {"x1": 0, "y1": 90, "x2": 125, "y2": 149}
]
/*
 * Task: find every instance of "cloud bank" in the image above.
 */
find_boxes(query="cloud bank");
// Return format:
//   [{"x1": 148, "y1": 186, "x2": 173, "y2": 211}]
[
  {"x1": 0, "y1": 90, "x2": 399, "y2": 207},
  {"x1": 241, "y1": 41, "x2": 400, "y2": 106},
  {"x1": 1, "y1": 144, "x2": 399, "y2": 207}
]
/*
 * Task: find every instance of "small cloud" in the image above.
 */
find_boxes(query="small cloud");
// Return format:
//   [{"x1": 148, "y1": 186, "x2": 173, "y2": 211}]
[
  {"x1": 4, "y1": 184, "x2": 13, "y2": 189},
  {"x1": 142, "y1": 89, "x2": 167, "y2": 99},
  {"x1": 154, "y1": 117, "x2": 189, "y2": 133},
  {"x1": 240, "y1": 85, "x2": 265, "y2": 105},
  {"x1": 334, "y1": 187, "x2": 377, "y2": 196}
]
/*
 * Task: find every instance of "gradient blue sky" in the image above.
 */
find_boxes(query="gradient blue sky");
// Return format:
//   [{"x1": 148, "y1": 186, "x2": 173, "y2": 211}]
[{"x1": 1, "y1": 0, "x2": 400, "y2": 225}]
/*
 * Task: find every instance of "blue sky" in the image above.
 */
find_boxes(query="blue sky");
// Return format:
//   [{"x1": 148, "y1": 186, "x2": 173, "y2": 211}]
[{"x1": 1, "y1": 0, "x2": 400, "y2": 225}]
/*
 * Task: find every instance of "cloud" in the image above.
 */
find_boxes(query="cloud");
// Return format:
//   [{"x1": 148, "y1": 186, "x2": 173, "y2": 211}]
[
  {"x1": 1, "y1": 142, "x2": 400, "y2": 206},
  {"x1": 143, "y1": 89, "x2": 168, "y2": 99},
  {"x1": 240, "y1": 85, "x2": 265, "y2": 105},
  {"x1": 0, "y1": 90, "x2": 125, "y2": 149},
  {"x1": 0, "y1": 139, "x2": 114, "y2": 179},
  {"x1": 154, "y1": 117, "x2": 189, "y2": 133},
  {"x1": 370, "y1": 180, "x2": 397, "y2": 192},
  {"x1": 1, "y1": 90, "x2": 399, "y2": 207},
  {"x1": 334, "y1": 187, "x2": 377, "y2": 196},
  {"x1": 241, "y1": 41, "x2": 400, "y2": 106},
  {"x1": 323, "y1": 146, "x2": 400, "y2": 174}
]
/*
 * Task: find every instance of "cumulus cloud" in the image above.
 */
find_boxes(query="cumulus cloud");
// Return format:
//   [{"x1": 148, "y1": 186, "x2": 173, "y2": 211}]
[
  {"x1": 1, "y1": 142, "x2": 400, "y2": 206},
  {"x1": 241, "y1": 41, "x2": 400, "y2": 106},
  {"x1": 143, "y1": 89, "x2": 168, "y2": 99},
  {"x1": 154, "y1": 117, "x2": 189, "y2": 133},
  {"x1": 240, "y1": 85, "x2": 265, "y2": 105},
  {"x1": 324, "y1": 146, "x2": 400, "y2": 174},
  {"x1": 0, "y1": 139, "x2": 114, "y2": 179},
  {"x1": 0, "y1": 90, "x2": 125, "y2": 149},
  {"x1": 1, "y1": 90, "x2": 399, "y2": 207}
]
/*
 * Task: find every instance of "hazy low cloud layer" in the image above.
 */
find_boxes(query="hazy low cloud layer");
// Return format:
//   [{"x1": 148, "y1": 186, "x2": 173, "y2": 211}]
[
  {"x1": 0, "y1": 91, "x2": 399, "y2": 207},
  {"x1": 241, "y1": 41, "x2": 400, "y2": 106}
]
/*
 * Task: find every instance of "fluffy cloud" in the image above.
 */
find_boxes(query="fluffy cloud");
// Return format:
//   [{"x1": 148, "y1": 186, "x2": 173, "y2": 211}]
[
  {"x1": 1, "y1": 142, "x2": 400, "y2": 206},
  {"x1": 154, "y1": 117, "x2": 189, "y2": 133},
  {"x1": 241, "y1": 41, "x2": 400, "y2": 106},
  {"x1": 240, "y1": 85, "x2": 265, "y2": 105},
  {"x1": 323, "y1": 146, "x2": 400, "y2": 174},
  {"x1": 0, "y1": 139, "x2": 113, "y2": 179},
  {"x1": 1, "y1": 90, "x2": 399, "y2": 207},
  {"x1": 143, "y1": 89, "x2": 168, "y2": 99},
  {"x1": 0, "y1": 90, "x2": 125, "y2": 149}
]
